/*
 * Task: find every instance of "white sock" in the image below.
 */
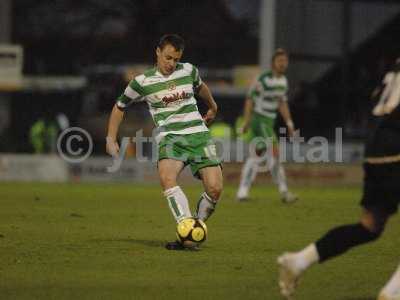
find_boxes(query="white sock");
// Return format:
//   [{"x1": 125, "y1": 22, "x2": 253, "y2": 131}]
[
  {"x1": 292, "y1": 244, "x2": 319, "y2": 272},
  {"x1": 381, "y1": 263, "x2": 400, "y2": 296},
  {"x1": 196, "y1": 192, "x2": 217, "y2": 222},
  {"x1": 237, "y1": 157, "x2": 259, "y2": 198},
  {"x1": 164, "y1": 186, "x2": 192, "y2": 223},
  {"x1": 267, "y1": 156, "x2": 288, "y2": 194}
]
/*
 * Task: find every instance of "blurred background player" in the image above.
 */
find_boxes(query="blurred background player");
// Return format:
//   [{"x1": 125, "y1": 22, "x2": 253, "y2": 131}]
[
  {"x1": 105, "y1": 34, "x2": 223, "y2": 250},
  {"x1": 236, "y1": 48, "x2": 298, "y2": 203},
  {"x1": 277, "y1": 57, "x2": 400, "y2": 300}
]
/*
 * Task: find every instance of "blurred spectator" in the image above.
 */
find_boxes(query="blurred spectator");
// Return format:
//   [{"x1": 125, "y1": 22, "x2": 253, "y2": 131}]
[
  {"x1": 209, "y1": 120, "x2": 233, "y2": 139},
  {"x1": 30, "y1": 113, "x2": 69, "y2": 153}
]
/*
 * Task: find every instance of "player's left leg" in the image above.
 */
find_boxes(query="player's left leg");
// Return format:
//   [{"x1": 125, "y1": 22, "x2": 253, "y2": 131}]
[
  {"x1": 182, "y1": 131, "x2": 222, "y2": 222},
  {"x1": 267, "y1": 143, "x2": 298, "y2": 203},
  {"x1": 196, "y1": 165, "x2": 223, "y2": 222},
  {"x1": 379, "y1": 263, "x2": 400, "y2": 300},
  {"x1": 277, "y1": 208, "x2": 390, "y2": 298}
]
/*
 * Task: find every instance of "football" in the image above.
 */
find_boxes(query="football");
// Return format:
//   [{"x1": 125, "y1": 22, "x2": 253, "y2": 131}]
[{"x1": 176, "y1": 217, "x2": 207, "y2": 248}]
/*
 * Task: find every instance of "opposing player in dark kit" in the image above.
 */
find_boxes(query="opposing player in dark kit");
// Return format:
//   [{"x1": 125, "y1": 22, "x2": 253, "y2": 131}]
[{"x1": 277, "y1": 58, "x2": 400, "y2": 300}]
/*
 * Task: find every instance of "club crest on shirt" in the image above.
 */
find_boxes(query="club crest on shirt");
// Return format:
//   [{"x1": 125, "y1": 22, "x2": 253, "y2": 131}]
[{"x1": 166, "y1": 81, "x2": 176, "y2": 91}]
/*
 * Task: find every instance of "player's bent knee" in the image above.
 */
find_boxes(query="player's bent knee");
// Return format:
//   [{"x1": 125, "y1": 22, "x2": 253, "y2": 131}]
[
  {"x1": 206, "y1": 183, "x2": 223, "y2": 201},
  {"x1": 360, "y1": 219, "x2": 384, "y2": 238},
  {"x1": 159, "y1": 174, "x2": 178, "y2": 190},
  {"x1": 361, "y1": 209, "x2": 388, "y2": 235}
]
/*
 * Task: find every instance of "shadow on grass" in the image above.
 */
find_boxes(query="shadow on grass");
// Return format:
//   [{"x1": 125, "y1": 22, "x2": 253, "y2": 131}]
[
  {"x1": 89, "y1": 238, "x2": 165, "y2": 248},
  {"x1": 342, "y1": 297, "x2": 374, "y2": 300}
]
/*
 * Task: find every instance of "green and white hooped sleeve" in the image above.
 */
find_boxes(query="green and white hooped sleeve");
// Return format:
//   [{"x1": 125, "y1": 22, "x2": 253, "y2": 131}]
[
  {"x1": 191, "y1": 65, "x2": 203, "y2": 90},
  {"x1": 116, "y1": 78, "x2": 145, "y2": 110}
]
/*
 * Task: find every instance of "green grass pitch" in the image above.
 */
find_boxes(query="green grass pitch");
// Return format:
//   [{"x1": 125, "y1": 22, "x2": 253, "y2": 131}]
[{"x1": 0, "y1": 182, "x2": 399, "y2": 300}]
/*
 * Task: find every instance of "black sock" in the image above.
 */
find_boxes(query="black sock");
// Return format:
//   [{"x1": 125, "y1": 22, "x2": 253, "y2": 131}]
[{"x1": 315, "y1": 223, "x2": 381, "y2": 263}]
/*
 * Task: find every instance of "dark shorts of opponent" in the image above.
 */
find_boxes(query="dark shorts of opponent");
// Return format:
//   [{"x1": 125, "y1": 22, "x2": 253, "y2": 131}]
[{"x1": 361, "y1": 122, "x2": 400, "y2": 215}]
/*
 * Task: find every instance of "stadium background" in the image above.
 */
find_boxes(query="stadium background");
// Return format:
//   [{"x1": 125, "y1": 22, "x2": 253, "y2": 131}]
[{"x1": 1, "y1": 1, "x2": 400, "y2": 299}]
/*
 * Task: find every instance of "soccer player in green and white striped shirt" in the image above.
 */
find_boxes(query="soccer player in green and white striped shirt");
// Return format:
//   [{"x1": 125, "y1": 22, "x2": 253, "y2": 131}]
[
  {"x1": 236, "y1": 48, "x2": 298, "y2": 203},
  {"x1": 106, "y1": 34, "x2": 222, "y2": 250}
]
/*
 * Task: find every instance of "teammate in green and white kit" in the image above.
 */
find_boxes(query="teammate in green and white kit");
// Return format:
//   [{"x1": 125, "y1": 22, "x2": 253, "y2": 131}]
[
  {"x1": 236, "y1": 48, "x2": 298, "y2": 203},
  {"x1": 106, "y1": 34, "x2": 223, "y2": 250}
]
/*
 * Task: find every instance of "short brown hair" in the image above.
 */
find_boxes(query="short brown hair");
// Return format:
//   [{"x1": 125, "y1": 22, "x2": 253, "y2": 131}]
[
  {"x1": 272, "y1": 48, "x2": 288, "y2": 62},
  {"x1": 158, "y1": 34, "x2": 185, "y2": 51}
]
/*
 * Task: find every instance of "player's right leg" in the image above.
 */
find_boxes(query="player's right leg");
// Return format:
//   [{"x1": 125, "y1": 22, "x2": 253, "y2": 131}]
[
  {"x1": 158, "y1": 158, "x2": 191, "y2": 223},
  {"x1": 236, "y1": 117, "x2": 258, "y2": 201},
  {"x1": 277, "y1": 208, "x2": 389, "y2": 298},
  {"x1": 236, "y1": 155, "x2": 259, "y2": 201},
  {"x1": 159, "y1": 158, "x2": 194, "y2": 250}
]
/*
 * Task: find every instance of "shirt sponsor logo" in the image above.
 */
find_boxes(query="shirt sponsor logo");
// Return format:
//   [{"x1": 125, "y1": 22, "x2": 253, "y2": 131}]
[{"x1": 162, "y1": 91, "x2": 193, "y2": 106}]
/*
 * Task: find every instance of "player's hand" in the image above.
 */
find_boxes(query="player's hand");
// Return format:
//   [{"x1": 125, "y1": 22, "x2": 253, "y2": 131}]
[
  {"x1": 286, "y1": 121, "x2": 296, "y2": 137},
  {"x1": 203, "y1": 109, "x2": 217, "y2": 126},
  {"x1": 106, "y1": 137, "x2": 120, "y2": 157},
  {"x1": 239, "y1": 122, "x2": 250, "y2": 134},
  {"x1": 287, "y1": 126, "x2": 296, "y2": 137}
]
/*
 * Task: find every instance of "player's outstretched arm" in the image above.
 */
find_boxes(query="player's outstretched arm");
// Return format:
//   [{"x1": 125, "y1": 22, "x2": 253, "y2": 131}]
[
  {"x1": 106, "y1": 104, "x2": 125, "y2": 156},
  {"x1": 197, "y1": 83, "x2": 218, "y2": 125},
  {"x1": 278, "y1": 100, "x2": 295, "y2": 136}
]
